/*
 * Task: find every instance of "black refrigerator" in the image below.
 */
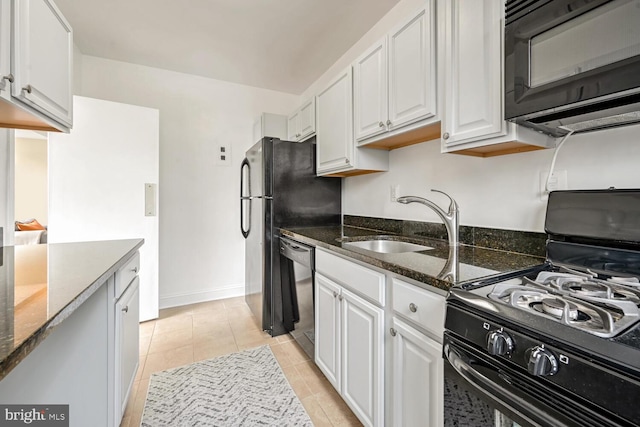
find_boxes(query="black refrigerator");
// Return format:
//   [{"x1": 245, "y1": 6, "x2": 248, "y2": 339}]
[{"x1": 240, "y1": 137, "x2": 341, "y2": 336}]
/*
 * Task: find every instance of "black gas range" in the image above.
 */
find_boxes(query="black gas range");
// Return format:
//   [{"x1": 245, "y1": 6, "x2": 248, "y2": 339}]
[{"x1": 443, "y1": 189, "x2": 640, "y2": 427}]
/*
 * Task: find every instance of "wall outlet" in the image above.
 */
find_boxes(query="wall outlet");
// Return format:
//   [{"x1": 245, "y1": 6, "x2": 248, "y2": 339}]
[
  {"x1": 540, "y1": 170, "x2": 568, "y2": 200},
  {"x1": 390, "y1": 184, "x2": 400, "y2": 202},
  {"x1": 214, "y1": 143, "x2": 231, "y2": 166}
]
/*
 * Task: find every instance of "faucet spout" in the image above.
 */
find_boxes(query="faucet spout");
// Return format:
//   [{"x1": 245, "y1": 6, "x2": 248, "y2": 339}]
[{"x1": 397, "y1": 190, "x2": 459, "y2": 247}]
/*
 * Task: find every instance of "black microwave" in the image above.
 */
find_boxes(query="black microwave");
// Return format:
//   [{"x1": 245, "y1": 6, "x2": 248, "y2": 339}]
[{"x1": 505, "y1": 0, "x2": 640, "y2": 137}]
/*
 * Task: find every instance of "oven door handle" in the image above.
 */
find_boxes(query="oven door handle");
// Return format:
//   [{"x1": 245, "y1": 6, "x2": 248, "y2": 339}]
[{"x1": 444, "y1": 343, "x2": 570, "y2": 427}]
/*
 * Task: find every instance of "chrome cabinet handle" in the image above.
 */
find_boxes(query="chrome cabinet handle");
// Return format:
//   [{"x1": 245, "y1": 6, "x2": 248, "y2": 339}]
[
  {"x1": 23, "y1": 85, "x2": 32, "y2": 94},
  {"x1": 122, "y1": 306, "x2": 129, "y2": 313},
  {"x1": 409, "y1": 303, "x2": 418, "y2": 313},
  {"x1": 345, "y1": 158, "x2": 349, "y2": 163},
  {"x1": 379, "y1": 121, "x2": 384, "y2": 127},
  {"x1": 386, "y1": 119, "x2": 391, "y2": 126},
  {"x1": 132, "y1": 266, "x2": 139, "y2": 273},
  {"x1": 333, "y1": 291, "x2": 338, "y2": 298},
  {"x1": 338, "y1": 295, "x2": 343, "y2": 301},
  {"x1": 443, "y1": 132, "x2": 450, "y2": 140},
  {"x1": 1, "y1": 74, "x2": 13, "y2": 90},
  {"x1": 390, "y1": 328, "x2": 397, "y2": 337}
]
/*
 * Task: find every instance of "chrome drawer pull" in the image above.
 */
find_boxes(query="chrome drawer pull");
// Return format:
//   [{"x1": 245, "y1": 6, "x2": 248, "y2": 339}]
[
  {"x1": 122, "y1": 306, "x2": 129, "y2": 313},
  {"x1": 390, "y1": 328, "x2": 397, "y2": 337},
  {"x1": 132, "y1": 266, "x2": 139, "y2": 273},
  {"x1": 409, "y1": 303, "x2": 418, "y2": 313}
]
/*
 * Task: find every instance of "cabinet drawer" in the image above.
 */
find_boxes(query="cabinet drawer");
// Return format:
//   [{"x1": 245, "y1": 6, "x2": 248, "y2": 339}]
[
  {"x1": 316, "y1": 249, "x2": 385, "y2": 306},
  {"x1": 116, "y1": 252, "x2": 140, "y2": 297},
  {"x1": 392, "y1": 278, "x2": 444, "y2": 338}
]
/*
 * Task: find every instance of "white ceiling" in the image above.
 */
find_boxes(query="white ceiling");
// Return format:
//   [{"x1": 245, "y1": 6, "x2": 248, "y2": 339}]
[{"x1": 54, "y1": 0, "x2": 401, "y2": 95}]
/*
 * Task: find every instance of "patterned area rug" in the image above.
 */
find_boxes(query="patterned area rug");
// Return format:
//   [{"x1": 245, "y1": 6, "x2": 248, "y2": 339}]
[{"x1": 141, "y1": 345, "x2": 313, "y2": 426}]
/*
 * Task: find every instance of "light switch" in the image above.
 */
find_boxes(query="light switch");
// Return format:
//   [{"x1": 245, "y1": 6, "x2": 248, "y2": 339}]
[
  {"x1": 214, "y1": 143, "x2": 231, "y2": 166},
  {"x1": 145, "y1": 183, "x2": 157, "y2": 216}
]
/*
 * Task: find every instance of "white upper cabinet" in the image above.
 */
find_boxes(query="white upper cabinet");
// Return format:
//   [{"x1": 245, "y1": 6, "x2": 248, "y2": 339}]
[
  {"x1": 287, "y1": 98, "x2": 316, "y2": 142},
  {"x1": 388, "y1": 6, "x2": 436, "y2": 130},
  {"x1": 316, "y1": 68, "x2": 353, "y2": 173},
  {"x1": 354, "y1": 4, "x2": 440, "y2": 150},
  {"x1": 440, "y1": 0, "x2": 552, "y2": 156},
  {"x1": 254, "y1": 112, "x2": 287, "y2": 142},
  {"x1": 0, "y1": 0, "x2": 72, "y2": 132},
  {"x1": 316, "y1": 66, "x2": 389, "y2": 177},
  {"x1": 0, "y1": 2, "x2": 10, "y2": 94},
  {"x1": 354, "y1": 38, "x2": 388, "y2": 141}
]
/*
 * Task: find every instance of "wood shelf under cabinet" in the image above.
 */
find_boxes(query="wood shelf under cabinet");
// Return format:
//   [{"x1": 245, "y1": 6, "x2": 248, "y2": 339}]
[
  {"x1": 448, "y1": 140, "x2": 549, "y2": 157},
  {"x1": 360, "y1": 121, "x2": 441, "y2": 151}
]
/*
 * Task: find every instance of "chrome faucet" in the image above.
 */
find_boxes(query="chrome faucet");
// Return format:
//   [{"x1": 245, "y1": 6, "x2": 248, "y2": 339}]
[{"x1": 397, "y1": 189, "x2": 460, "y2": 247}]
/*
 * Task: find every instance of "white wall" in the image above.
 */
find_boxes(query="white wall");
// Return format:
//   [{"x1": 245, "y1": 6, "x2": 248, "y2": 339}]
[
  {"x1": 300, "y1": 0, "x2": 426, "y2": 101},
  {"x1": 343, "y1": 125, "x2": 640, "y2": 232},
  {"x1": 14, "y1": 137, "x2": 48, "y2": 225},
  {"x1": 76, "y1": 55, "x2": 298, "y2": 308},
  {"x1": 48, "y1": 96, "x2": 160, "y2": 321},
  {"x1": 301, "y1": 0, "x2": 640, "y2": 233}
]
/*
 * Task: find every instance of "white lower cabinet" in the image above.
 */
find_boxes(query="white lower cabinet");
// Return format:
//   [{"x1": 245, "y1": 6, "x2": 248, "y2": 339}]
[
  {"x1": 115, "y1": 276, "x2": 140, "y2": 421},
  {"x1": 315, "y1": 273, "x2": 341, "y2": 388},
  {"x1": 390, "y1": 277, "x2": 445, "y2": 426},
  {"x1": 391, "y1": 317, "x2": 443, "y2": 427},
  {"x1": 113, "y1": 252, "x2": 141, "y2": 424},
  {"x1": 315, "y1": 249, "x2": 446, "y2": 427},
  {"x1": 315, "y1": 249, "x2": 385, "y2": 427},
  {"x1": 341, "y1": 287, "x2": 384, "y2": 426}
]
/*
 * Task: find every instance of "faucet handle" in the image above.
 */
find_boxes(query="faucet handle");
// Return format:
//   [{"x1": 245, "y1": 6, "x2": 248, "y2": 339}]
[{"x1": 431, "y1": 189, "x2": 459, "y2": 213}]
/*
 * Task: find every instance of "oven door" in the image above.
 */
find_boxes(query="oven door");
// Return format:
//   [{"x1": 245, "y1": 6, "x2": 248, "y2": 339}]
[
  {"x1": 443, "y1": 333, "x2": 626, "y2": 427},
  {"x1": 505, "y1": 0, "x2": 640, "y2": 132}
]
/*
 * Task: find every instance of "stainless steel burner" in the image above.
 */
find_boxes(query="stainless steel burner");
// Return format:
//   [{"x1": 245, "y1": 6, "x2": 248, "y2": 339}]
[
  {"x1": 487, "y1": 277, "x2": 637, "y2": 338},
  {"x1": 567, "y1": 282, "x2": 609, "y2": 298},
  {"x1": 540, "y1": 298, "x2": 578, "y2": 319}
]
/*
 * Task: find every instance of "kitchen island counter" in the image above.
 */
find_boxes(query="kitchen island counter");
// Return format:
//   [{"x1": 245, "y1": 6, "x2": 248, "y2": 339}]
[
  {"x1": 280, "y1": 225, "x2": 543, "y2": 292},
  {"x1": 0, "y1": 239, "x2": 143, "y2": 381}
]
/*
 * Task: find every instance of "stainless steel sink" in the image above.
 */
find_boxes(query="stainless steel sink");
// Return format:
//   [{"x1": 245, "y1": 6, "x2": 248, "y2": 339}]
[{"x1": 342, "y1": 239, "x2": 433, "y2": 254}]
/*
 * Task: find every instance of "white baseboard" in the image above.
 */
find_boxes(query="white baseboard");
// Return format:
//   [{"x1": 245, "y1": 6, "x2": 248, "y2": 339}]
[{"x1": 159, "y1": 284, "x2": 244, "y2": 309}]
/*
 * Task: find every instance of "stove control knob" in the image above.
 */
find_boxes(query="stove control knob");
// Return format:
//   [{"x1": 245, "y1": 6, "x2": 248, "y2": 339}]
[
  {"x1": 487, "y1": 331, "x2": 514, "y2": 356},
  {"x1": 527, "y1": 346, "x2": 558, "y2": 377}
]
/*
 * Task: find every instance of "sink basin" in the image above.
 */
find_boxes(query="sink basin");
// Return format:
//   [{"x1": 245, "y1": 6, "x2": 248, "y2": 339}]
[{"x1": 343, "y1": 239, "x2": 433, "y2": 254}]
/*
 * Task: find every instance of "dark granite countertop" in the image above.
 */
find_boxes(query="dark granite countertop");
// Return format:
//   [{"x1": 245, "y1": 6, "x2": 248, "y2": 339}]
[
  {"x1": 280, "y1": 225, "x2": 544, "y2": 293},
  {"x1": 0, "y1": 239, "x2": 144, "y2": 380}
]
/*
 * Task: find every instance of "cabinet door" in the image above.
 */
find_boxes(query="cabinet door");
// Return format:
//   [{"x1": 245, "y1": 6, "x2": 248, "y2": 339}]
[
  {"x1": 316, "y1": 67, "x2": 354, "y2": 174},
  {"x1": 388, "y1": 5, "x2": 436, "y2": 130},
  {"x1": 315, "y1": 273, "x2": 341, "y2": 391},
  {"x1": 297, "y1": 98, "x2": 316, "y2": 141},
  {"x1": 12, "y1": 0, "x2": 73, "y2": 127},
  {"x1": 391, "y1": 318, "x2": 443, "y2": 427},
  {"x1": 116, "y1": 277, "x2": 140, "y2": 421},
  {"x1": 0, "y1": 1, "x2": 10, "y2": 100},
  {"x1": 442, "y1": 0, "x2": 505, "y2": 146},
  {"x1": 287, "y1": 110, "x2": 299, "y2": 141},
  {"x1": 353, "y1": 38, "x2": 388, "y2": 142},
  {"x1": 342, "y1": 288, "x2": 384, "y2": 427}
]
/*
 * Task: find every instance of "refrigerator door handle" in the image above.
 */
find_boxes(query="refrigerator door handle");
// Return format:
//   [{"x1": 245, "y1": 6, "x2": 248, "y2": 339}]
[{"x1": 240, "y1": 158, "x2": 251, "y2": 238}]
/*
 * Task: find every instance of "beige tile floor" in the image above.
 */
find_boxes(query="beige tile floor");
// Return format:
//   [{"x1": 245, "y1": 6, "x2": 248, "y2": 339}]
[{"x1": 120, "y1": 296, "x2": 363, "y2": 427}]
